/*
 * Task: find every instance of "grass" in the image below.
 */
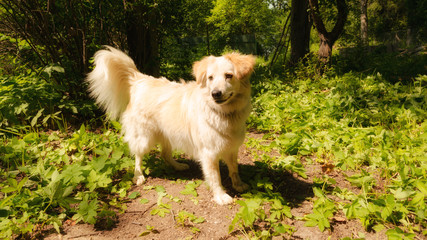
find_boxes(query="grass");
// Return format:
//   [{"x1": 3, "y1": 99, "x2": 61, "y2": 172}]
[{"x1": 0, "y1": 51, "x2": 426, "y2": 239}]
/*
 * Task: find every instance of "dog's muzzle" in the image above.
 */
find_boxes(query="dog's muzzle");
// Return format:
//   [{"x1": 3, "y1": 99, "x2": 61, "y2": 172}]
[{"x1": 212, "y1": 90, "x2": 233, "y2": 104}]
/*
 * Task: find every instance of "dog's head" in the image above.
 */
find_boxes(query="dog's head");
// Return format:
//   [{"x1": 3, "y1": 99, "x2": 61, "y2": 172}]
[{"x1": 193, "y1": 53, "x2": 256, "y2": 105}]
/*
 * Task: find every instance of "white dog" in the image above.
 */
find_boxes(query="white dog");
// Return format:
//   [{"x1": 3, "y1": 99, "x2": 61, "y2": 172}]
[{"x1": 86, "y1": 46, "x2": 255, "y2": 204}]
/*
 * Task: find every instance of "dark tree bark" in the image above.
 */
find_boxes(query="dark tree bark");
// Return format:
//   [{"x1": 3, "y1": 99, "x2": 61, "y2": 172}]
[
  {"x1": 309, "y1": 0, "x2": 348, "y2": 63},
  {"x1": 125, "y1": 2, "x2": 160, "y2": 77},
  {"x1": 360, "y1": 0, "x2": 368, "y2": 45},
  {"x1": 290, "y1": 0, "x2": 312, "y2": 64}
]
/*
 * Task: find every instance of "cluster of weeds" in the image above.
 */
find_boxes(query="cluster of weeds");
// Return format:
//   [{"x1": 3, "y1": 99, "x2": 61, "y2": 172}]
[
  {"x1": 0, "y1": 51, "x2": 97, "y2": 133},
  {"x1": 0, "y1": 124, "x2": 135, "y2": 238},
  {"x1": 137, "y1": 181, "x2": 205, "y2": 237},
  {"x1": 241, "y1": 72, "x2": 426, "y2": 239},
  {"x1": 0, "y1": 42, "x2": 129, "y2": 238}
]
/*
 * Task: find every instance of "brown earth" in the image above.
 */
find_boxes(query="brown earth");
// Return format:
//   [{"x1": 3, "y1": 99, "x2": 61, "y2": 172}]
[{"x1": 45, "y1": 132, "x2": 386, "y2": 240}]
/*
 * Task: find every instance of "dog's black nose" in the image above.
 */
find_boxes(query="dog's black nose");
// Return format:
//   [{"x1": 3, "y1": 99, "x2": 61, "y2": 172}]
[{"x1": 211, "y1": 90, "x2": 222, "y2": 99}]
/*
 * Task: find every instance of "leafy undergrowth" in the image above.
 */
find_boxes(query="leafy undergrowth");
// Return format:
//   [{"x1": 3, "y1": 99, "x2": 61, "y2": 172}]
[
  {"x1": 0, "y1": 123, "x2": 137, "y2": 239},
  {"x1": 0, "y1": 64, "x2": 426, "y2": 239},
  {"x1": 242, "y1": 73, "x2": 427, "y2": 239}
]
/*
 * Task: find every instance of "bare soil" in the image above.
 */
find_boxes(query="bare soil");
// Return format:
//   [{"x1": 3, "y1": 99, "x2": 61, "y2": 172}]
[{"x1": 45, "y1": 132, "x2": 386, "y2": 240}]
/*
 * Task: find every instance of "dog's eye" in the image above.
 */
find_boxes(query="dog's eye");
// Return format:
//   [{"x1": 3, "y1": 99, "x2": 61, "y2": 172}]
[
  {"x1": 225, "y1": 73, "x2": 233, "y2": 79},
  {"x1": 208, "y1": 76, "x2": 213, "y2": 81}
]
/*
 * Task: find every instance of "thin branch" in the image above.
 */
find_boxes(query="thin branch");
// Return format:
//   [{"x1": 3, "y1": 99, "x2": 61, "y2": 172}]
[
  {"x1": 269, "y1": 12, "x2": 291, "y2": 68},
  {"x1": 0, "y1": 1, "x2": 47, "y2": 66}
]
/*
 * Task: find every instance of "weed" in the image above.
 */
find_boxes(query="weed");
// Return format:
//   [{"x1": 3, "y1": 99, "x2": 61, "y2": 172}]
[
  {"x1": 139, "y1": 225, "x2": 160, "y2": 237},
  {"x1": 0, "y1": 124, "x2": 133, "y2": 238},
  {"x1": 242, "y1": 72, "x2": 426, "y2": 238}
]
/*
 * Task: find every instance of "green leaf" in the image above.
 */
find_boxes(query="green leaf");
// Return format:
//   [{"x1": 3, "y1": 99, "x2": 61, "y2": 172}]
[
  {"x1": 128, "y1": 191, "x2": 140, "y2": 199},
  {"x1": 386, "y1": 227, "x2": 416, "y2": 240},
  {"x1": 393, "y1": 188, "x2": 414, "y2": 200},
  {"x1": 190, "y1": 227, "x2": 200, "y2": 233},
  {"x1": 180, "y1": 181, "x2": 199, "y2": 197},
  {"x1": 86, "y1": 170, "x2": 112, "y2": 191},
  {"x1": 1, "y1": 186, "x2": 17, "y2": 194},
  {"x1": 23, "y1": 132, "x2": 38, "y2": 143},
  {"x1": 43, "y1": 64, "x2": 65, "y2": 77},
  {"x1": 150, "y1": 207, "x2": 170, "y2": 217},
  {"x1": 143, "y1": 185, "x2": 154, "y2": 190},
  {"x1": 139, "y1": 225, "x2": 159, "y2": 236},
  {"x1": 31, "y1": 108, "x2": 44, "y2": 127},
  {"x1": 312, "y1": 187, "x2": 325, "y2": 198},
  {"x1": 155, "y1": 185, "x2": 166, "y2": 193},
  {"x1": 304, "y1": 218, "x2": 318, "y2": 227},
  {"x1": 274, "y1": 223, "x2": 290, "y2": 234},
  {"x1": 75, "y1": 195, "x2": 98, "y2": 224},
  {"x1": 415, "y1": 180, "x2": 427, "y2": 195}
]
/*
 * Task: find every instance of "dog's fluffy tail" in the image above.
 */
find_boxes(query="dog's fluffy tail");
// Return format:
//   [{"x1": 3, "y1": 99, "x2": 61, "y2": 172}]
[{"x1": 86, "y1": 46, "x2": 139, "y2": 120}]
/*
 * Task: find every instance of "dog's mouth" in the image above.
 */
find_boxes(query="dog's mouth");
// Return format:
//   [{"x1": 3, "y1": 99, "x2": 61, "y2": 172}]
[{"x1": 214, "y1": 92, "x2": 233, "y2": 104}]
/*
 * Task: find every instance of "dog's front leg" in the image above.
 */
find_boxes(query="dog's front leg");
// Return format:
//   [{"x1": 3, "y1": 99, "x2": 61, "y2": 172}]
[
  {"x1": 225, "y1": 152, "x2": 249, "y2": 193},
  {"x1": 133, "y1": 155, "x2": 146, "y2": 185},
  {"x1": 201, "y1": 157, "x2": 233, "y2": 205}
]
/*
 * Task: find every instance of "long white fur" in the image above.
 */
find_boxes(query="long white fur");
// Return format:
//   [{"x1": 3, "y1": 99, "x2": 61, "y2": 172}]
[{"x1": 86, "y1": 46, "x2": 255, "y2": 205}]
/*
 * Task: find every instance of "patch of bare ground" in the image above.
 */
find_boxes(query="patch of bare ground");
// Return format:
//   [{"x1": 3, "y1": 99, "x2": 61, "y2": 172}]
[{"x1": 46, "y1": 131, "x2": 387, "y2": 240}]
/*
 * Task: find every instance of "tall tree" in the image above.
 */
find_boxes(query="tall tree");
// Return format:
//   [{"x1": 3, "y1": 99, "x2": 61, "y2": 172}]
[
  {"x1": 360, "y1": 0, "x2": 368, "y2": 45},
  {"x1": 125, "y1": 1, "x2": 160, "y2": 77},
  {"x1": 309, "y1": 0, "x2": 348, "y2": 63},
  {"x1": 289, "y1": 0, "x2": 312, "y2": 64}
]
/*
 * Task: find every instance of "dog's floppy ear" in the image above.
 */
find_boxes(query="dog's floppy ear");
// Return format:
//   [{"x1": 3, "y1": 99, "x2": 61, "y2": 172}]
[
  {"x1": 224, "y1": 53, "x2": 256, "y2": 80},
  {"x1": 193, "y1": 56, "x2": 214, "y2": 87}
]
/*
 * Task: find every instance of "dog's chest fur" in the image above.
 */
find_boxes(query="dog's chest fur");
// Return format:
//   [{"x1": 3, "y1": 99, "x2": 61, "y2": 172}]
[{"x1": 200, "y1": 100, "x2": 251, "y2": 151}]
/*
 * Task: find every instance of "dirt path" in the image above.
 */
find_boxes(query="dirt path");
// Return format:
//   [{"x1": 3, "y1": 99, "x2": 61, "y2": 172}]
[{"x1": 45, "y1": 133, "x2": 386, "y2": 240}]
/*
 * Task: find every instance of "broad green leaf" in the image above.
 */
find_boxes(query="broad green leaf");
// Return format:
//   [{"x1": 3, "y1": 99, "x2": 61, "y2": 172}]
[
  {"x1": 393, "y1": 188, "x2": 414, "y2": 200},
  {"x1": 128, "y1": 191, "x2": 140, "y2": 199},
  {"x1": 30, "y1": 108, "x2": 44, "y2": 127}
]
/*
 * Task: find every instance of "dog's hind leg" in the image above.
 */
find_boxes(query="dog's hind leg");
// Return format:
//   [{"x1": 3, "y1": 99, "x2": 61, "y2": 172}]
[
  {"x1": 224, "y1": 152, "x2": 249, "y2": 193},
  {"x1": 131, "y1": 137, "x2": 154, "y2": 186},
  {"x1": 161, "y1": 141, "x2": 189, "y2": 171}
]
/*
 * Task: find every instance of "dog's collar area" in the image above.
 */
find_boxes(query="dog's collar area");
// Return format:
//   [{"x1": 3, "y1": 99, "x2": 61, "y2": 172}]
[{"x1": 209, "y1": 99, "x2": 250, "y2": 120}]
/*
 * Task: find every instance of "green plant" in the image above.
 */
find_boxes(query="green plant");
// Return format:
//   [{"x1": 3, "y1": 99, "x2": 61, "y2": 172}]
[
  {"x1": 140, "y1": 225, "x2": 160, "y2": 237},
  {"x1": 0, "y1": 124, "x2": 134, "y2": 238},
  {"x1": 146, "y1": 185, "x2": 181, "y2": 218},
  {"x1": 229, "y1": 174, "x2": 295, "y2": 239},
  {"x1": 246, "y1": 71, "x2": 426, "y2": 238},
  {"x1": 175, "y1": 210, "x2": 205, "y2": 234},
  {"x1": 304, "y1": 187, "x2": 337, "y2": 232}
]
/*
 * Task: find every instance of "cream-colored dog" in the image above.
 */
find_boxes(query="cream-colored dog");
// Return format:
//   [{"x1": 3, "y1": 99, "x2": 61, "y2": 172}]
[{"x1": 86, "y1": 46, "x2": 255, "y2": 204}]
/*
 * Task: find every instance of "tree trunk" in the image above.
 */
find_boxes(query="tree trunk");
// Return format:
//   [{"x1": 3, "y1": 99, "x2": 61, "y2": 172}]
[
  {"x1": 318, "y1": 37, "x2": 332, "y2": 62},
  {"x1": 360, "y1": 0, "x2": 368, "y2": 45},
  {"x1": 309, "y1": 0, "x2": 348, "y2": 63},
  {"x1": 290, "y1": 0, "x2": 312, "y2": 64},
  {"x1": 125, "y1": 2, "x2": 160, "y2": 77}
]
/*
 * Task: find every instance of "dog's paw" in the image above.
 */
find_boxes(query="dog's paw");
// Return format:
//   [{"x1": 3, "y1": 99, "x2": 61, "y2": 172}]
[
  {"x1": 233, "y1": 182, "x2": 249, "y2": 193},
  {"x1": 133, "y1": 175, "x2": 146, "y2": 186},
  {"x1": 174, "y1": 162, "x2": 190, "y2": 171},
  {"x1": 213, "y1": 192, "x2": 233, "y2": 205}
]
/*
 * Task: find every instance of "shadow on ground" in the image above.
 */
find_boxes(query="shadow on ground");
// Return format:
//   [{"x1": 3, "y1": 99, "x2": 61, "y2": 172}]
[{"x1": 142, "y1": 152, "x2": 313, "y2": 208}]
